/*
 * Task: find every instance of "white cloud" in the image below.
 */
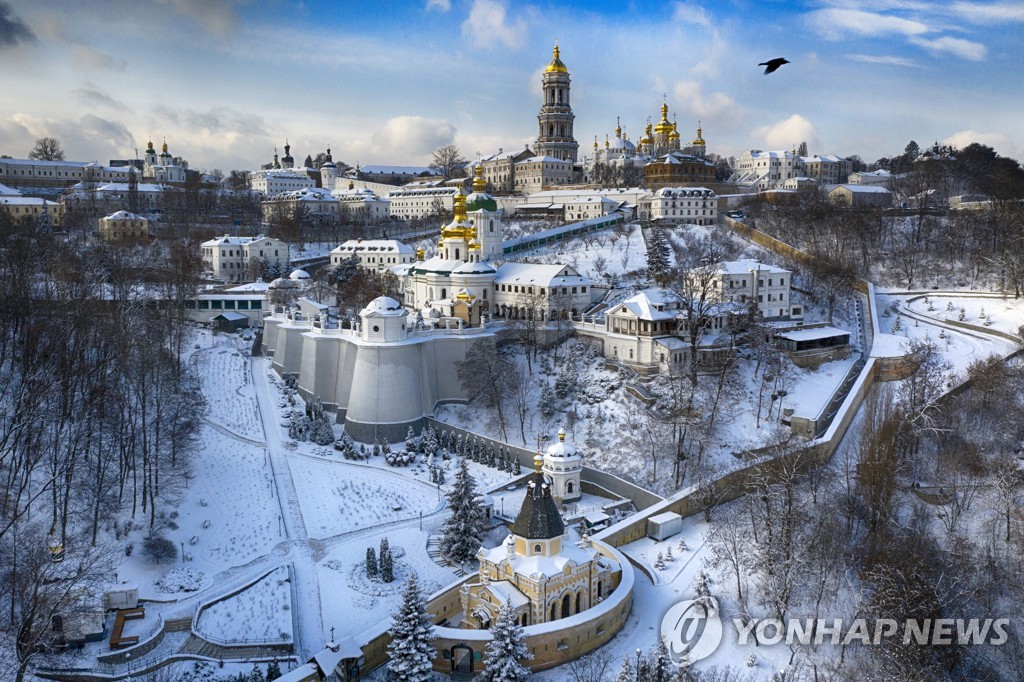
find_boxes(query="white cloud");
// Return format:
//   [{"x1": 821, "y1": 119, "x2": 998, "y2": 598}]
[
  {"x1": 461, "y1": 0, "x2": 526, "y2": 49},
  {"x1": 156, "y1": 0, "x2": 246, "y2": 36},
  {"x1": 950, "y1": 1, "x2": 1024, "y2": 24},
  {"x1": 909, "y1": 35, "x2": 986, "y2": 60},
  {"x1": 846, "y1": 53, "x2": 920, "y2": 67},
  {"x1": 942, "y1": 129, "x2": 1023, "y2": 159},
  {"x1": 364, "y1": 116, "x2": 457, "y2": 162},
  {"x1": 426, "y1": 0, "x2": 452, "y2": 11},
  {"x1": 71, "y1": 44, "x2": 126, "y2": 71},
  {"x1": 8, "y1": 112, "x2": 135, "y2": 161},
  {"x1": 673, "y1": 81, "x2": 744, "y2": 130},
  {"x1": 752, "y1": 114, "x2": 819, "y2": 151},
  {"x1": 806, "y1": 8, "x2": 929, "y2": 39},
  {"x1": 672, "y1": 2, "x2": 711, "y2": 27}
]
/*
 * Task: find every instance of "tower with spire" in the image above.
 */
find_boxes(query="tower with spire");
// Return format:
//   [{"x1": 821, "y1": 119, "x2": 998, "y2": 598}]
[
  {"x1": 534, "y1": 43, "x2": 579, "y2": 163},
  {"x1": 281, "y1": 140, "x2": 294, "y2": 169}
]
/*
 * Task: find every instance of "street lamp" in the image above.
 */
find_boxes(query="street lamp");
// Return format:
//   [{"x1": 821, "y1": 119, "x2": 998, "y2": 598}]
[
  {"x1": 635, "y1": 648, "x2": 642, "y2": 680},
  {"x1": 125, "y1": 652, "x2": 132, "y2": 681}
]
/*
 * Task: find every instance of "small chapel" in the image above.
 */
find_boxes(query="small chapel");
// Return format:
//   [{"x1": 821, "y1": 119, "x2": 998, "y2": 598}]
[{"x1": 461, "y1": 437, "x2": 620, "y2": 630}]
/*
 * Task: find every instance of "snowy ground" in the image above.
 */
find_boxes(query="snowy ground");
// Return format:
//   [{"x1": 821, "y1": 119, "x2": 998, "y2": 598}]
[{"x1": 196, "y1": 565, "x2": 293, "y2": 644}]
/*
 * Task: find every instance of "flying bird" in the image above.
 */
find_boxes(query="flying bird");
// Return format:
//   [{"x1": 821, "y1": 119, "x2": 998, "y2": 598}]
[{"x1": 758, "y1": 57, "x2": 790, "y2": 74}]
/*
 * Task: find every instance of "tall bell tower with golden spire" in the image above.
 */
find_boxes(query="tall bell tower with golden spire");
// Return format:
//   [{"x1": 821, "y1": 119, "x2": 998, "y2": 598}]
[{"x1": 535, "y1": 43, "x2": 579, "y2": 163}]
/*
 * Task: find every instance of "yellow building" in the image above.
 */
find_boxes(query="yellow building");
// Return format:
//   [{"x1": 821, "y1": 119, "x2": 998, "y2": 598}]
[
  {"x1": 0, "y1": 196, "x2": 61, "y2": 226},
  {"x1": 462, "y1": 453, "x2": 620, "y2": 629},
  {"x1": 98, "y1": 210, "x2": 149, "y2": 241}
]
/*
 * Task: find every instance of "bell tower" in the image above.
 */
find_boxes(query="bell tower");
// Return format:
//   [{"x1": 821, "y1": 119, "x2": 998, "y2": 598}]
[{"x1": 534, "y1": 43, "x2": 579, "y2": 163}]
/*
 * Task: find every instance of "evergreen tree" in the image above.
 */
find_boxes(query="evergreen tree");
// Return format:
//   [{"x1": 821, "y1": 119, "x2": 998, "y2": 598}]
[
  {"x1": 665, "y1": 545, "x2": 674, "y2": 562},
  {"x1": 652, "y1": 638, "x2": 672, "y2": 682},
  {"x1": 387, "y1": 574, "x2": 436, "y2": 681},
  {"x1": 405, "y1": 426, "x2": 417, "y2": 453},
  {"x1": 481, "y1": 599, "x2": 533, "y2": 682},
  {"x1": 266, "y1": 660, "x2": 282, "y2": 681},
  {"x1": 654, "y1": 551, "x2": 665, "y2": 570},
  {"x1": 615, "y1": 657, "x2": 634, "y2": 682},
  {"x1": 249, "y1": 663, "x2": 266, "y2": 682},
  {"x1": 366, "y1": 547, "x2": 377, "y2": 580},
  {"x1": 380, "y1": 537, "x2": 394, "y2": 583},
  {"x1": 440, "y1": 458, "x2": 486, "y2": 564},
  {"x1": 513, "y1": 457, "x2": 521, "y2": 475}
]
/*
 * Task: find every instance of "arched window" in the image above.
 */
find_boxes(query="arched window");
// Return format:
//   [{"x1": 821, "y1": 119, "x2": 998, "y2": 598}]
[
  {"x1": 440, "y1": 288, "x2": 447, "y2": 299},
  {"x1": 557, "y1": 89, "x2": 562, "y2": 104},
  {"x1": 575, "y1": 591, "x2": 582, "y2": 614},
  {"x1": 550, "y1": 602, "x2": 558, "y2": 621},
  {"x1": 566, "y1": 481, "x2": 574, "y2": 494},
  {"x1": 597, "y1": 580, "x2": 603, "y2": 598},
  {"x1": 534, "y1": 544, "x2": 542, "y2": 554},
  {"x1": 521, "y1": 613, "x2": 528, "y2": 627},
  {"x1": 561, "y1": 593, "x2": 572, "y2": 618},
  {"x1": 454, "y1": 248, "x2": 460, "y2": 260},
  {"x1": 549, "y1": 124, "x2": 555, "y2": 137}
]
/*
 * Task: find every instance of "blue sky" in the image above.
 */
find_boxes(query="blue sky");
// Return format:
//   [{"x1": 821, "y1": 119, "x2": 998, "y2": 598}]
[{"x1": 1, "y1": 0, "x2": 1022, "y2": 172}]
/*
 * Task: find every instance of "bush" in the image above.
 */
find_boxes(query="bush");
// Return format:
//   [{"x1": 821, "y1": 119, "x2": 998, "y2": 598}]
[{"x1": 143, "y1": 536, "x2": 178, "y2": 564}]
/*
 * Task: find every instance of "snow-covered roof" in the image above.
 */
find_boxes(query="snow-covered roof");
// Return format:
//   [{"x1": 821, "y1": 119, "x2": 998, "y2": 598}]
[
  {"x1": 360, "y1": 296, "x2": 404, "y2": 317},
  {"x1": 776, "y1": 325, "x2": 850, "y2": 342},
  {"x1": 0, "y1": 182, "x2": 20, "y2": 196},
  {"x1": 452, "y1": 260, "x2": 497, "y2": 275},
  {"x1": 298, "y1": 296, "x2": 328, "y2": 310},
  {"x1": 348, "y1": 164, "x2": 431, "y2": 175},
  {"x1": 225, "y1": 280, "x2": 271, "y2": 293},
  {"x1": 271, "y1": 187, "x2": 337, "y2": 202},
  {"x1": 654, "y1": 337, "x2": 689, "y2": 350},
  {"x1": 494, "y1": 262, "x2": 589, "y2": 287},
  {"x1": 101, "y1": 210, "x2": 144, "y2": 220},
  {"x1": 68, "y1": 181, "x2": 168, "y2": 193},
  {"x1": 212, "y1": 311, "x2": 248, "y2": 321},
  {"x1": 831, "y1": 184, "x2": 892, "y2": 194},
  {"x1": 480, "y1": 537, "x2": 608, "y2": 580},
  {"x1": 1, "y1": 196, "x2": 57, "y2": 206},
  {"x1": 717, "y1": 260, "x2": 789, "y2": 276},
  {"x1": 386, "y1": 186, "x2": 458, "y2": 198},
  {"x1": 854, "y1": 169, "x2": 892, "y2": 178},
  {"x1": 649, "y1": 511, "x2": 682, "y2": 524},
  {"x1": 653, "y1": 187, "x2": 715, "y2": 199},
  {"x1": 332, "y1": 239, "x2": 413, "y2": 254},
  {"x1": 289, "y1": 269, "x2": 310, "y2": 280},
  {"x1": 545, "y1": 428, "x2": 579, "y2": 459},
  {"x1": 613, "y1": 288, "x2": 681, "y2": 321},
  {"x1": 202, "y1": 234, "x2": 273, "y2": 247},
  {"x1": 410, "y1": 256, "x2": 471, "y2": 275},
  {"x1": 484, "y1": 581, "x2": 530, "y2": 609},
  {"x1": 516, "y1": 155, "x2": 572, "y2": 165}
]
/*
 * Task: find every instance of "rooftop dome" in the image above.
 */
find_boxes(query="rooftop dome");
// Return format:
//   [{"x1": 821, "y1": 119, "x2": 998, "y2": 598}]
[
  {"x1": 545, "y1": 427, "x2": 579, "y2": 459},
  {"x1": 289, "y1": 269, "x2": 310, "y2": 280},
  {"x1": 359, "y1": 296, "x2": 404, "y2": 317},
  {"x1": 544, "y1": 44, "x2": 568, "y2": 74},
  {"x1": 451, "y1": 260, "x2": 496, "y2": 275}
]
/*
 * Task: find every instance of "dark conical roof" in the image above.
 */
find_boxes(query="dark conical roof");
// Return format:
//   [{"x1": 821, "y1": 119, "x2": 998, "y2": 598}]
[{"x1": 509, "y1": 471, "x2": 564, "y2": 540}]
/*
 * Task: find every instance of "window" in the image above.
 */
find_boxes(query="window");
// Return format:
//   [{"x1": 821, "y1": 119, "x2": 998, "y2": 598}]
[{"x1": 534, "y1": 544, "x2": 542, "y2": 555}]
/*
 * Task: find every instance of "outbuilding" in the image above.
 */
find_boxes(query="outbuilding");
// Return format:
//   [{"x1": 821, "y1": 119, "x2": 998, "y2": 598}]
[{"x1": 647, "y1": 511, "x2": 683, "y2": 540}]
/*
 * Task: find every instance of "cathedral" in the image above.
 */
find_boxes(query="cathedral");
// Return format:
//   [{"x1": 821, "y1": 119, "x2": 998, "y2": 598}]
[
  {"x1": 462, "y1": 435, "x2": 620, "y2": 630},
  {"x1": 142, "y1": 139, "x2": 186, "y2": 184}
]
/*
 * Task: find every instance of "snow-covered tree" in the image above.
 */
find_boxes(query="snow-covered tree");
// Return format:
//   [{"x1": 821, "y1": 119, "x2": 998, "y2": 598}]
[
  {"x1": 480, "y1": 599, "x2": 533, "y2": 682},
  {"x1": 654, "y1": 551, "x2": 665, "y2": 570},
  {"x1": 380, "y1": 537, "x2": 394, "y2": 583},
  {"x1": 440, "y1": 458, "x2": 486, "y2": 565},
  {"x1": 387, "y1": 574, "x2": 436, "y2": 681},
  {"x1": 665, "y1": 545, "x2": 674, "y2": 562},
  {"x1": 405, "y1": 426, "x2": 417, "y2": 454},
  {"x1": 366, "y1": 547, "x2": 377, "y2": 580},
  {"x1": 266, "y1": 660, "x2": 282, "y2": 680},
  {"x1": 615, "y1": 657, "x2": 634, "y2": 682}
]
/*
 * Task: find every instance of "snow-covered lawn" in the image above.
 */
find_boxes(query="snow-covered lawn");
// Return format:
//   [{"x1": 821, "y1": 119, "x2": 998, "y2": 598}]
[
  {"x1": 196, "y1": 565, "x2": 293, "y2": 643},
  {"x1": 195, "y1": 341, "x2": 263, "y2": 441},
  {"x1": 316, "y1": 526, "x2": 459, "y2": 640},
  {"x1": 288, "y1": 454, "x2": 442, "y2": 539}
]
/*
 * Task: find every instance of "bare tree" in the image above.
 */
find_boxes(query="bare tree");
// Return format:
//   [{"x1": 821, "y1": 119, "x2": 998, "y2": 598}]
[
  {"x1": 28, "y1": 137, "x2": 64, "y2": 161},
  {"x1": 430, "y1": 144, "x2": 467, "y2": 179}
]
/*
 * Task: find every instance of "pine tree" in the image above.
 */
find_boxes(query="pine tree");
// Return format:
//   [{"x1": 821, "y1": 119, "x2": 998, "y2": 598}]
[
  {"x1": 366, "y1": 547, "x2": 377, "y2": 580},
  {"x1": 440, "y1": 458, "x2": 486, "y2": 565},
  {"x1": 481, "y1": 599, "x2": 533, "y2": 682},
  {"x1": 665, "y1": 545, "x2": 674, "y2": 562},
  {"x1": 387, "y1": 574, "x2": 436, "y2": 681},
  {"x1": 652, "y1": 638, "x2": 672, "y2": 682},
  {"x1": 266, "y1": 660, "x2": 282, "y2": 681},
  {"x1": 249, "y1": 663, "x2": 266, "y2": 682},
  {"x1": 405, "y1": 426, "x2": 417, "y2": 454},
  {"x1": 654, "y1": 551, "x2": 665, "y2": 570},
  {"x1": 615, "y1": 657, "x2": 634, "y2": 682},
  {"x1": 513, "y1": 457, "x2": 521, "y2": 475}
]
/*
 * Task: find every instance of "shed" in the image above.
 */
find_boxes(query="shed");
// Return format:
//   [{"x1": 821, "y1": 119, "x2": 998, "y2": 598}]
[
  {"x1": 647, "y1": 511, "x2": 683, "y2": 540},
  {"x1": 583, "y1": 511, "x2": 611, "y2": 531},
  {"x1": 103, "y1": 583, "x2": 139, "y2": 611},
  {"x1": 211, "y1": 311, "x2": 249, "y2": 332}
]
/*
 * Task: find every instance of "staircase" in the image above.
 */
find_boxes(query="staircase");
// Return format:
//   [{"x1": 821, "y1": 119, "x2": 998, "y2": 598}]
[{"x1": 426, "y1": 535, "x2": 468, "y2": 577}]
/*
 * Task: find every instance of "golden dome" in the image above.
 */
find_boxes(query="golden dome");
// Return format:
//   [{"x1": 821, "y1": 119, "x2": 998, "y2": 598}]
[
  {"x1": 593, "y1": 136, "x2": 598, "y2": 150},
  {"x1": 161, "y1": 139, "x2": 168, "y2": 153},
  {"x1": 641, "y1": 121, "x2": 654, "y2": 145},
  {"x1": 416, "y1": 247, "x2": 425, "y2": 261},
  {"x1": 456, "y1": 288, "x2": 476, "y2": 302},
  {"x1": 440, "y1": 190, "x2": 475, "y2": 242},
  {"x1": 654, "y1": 102, "x2": 673, "y2": 134},
  {"x1": 692, "y1": 121, "x2": 706, "y2": 146},
  {"x1": 615, "y1": 116, "x2": 622, "y2": 138},
  {"x1": 668, "y1": 118, "x2": 680, "y2": 141},
  {"x1": 544, "y1": 44, "x2": 568, "y2": 73},
  {"x1": 472, "y1": 164, "x2": 487, "y2": 193}
]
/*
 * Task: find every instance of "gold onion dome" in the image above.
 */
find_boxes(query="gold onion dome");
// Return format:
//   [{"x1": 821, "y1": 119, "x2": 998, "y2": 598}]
[
  {"x1": 641, "y1": 121, "x2": 654, "y2": 145},
  {"x1": 545, "y1": 44, "x2": 568, "y2": 73},
  {"x1": 472, "y1": 164, "x2": 487, "y2": 193},
  {"x1": 441, "y1": 190, "x2": 475, "y2": 241},
  {"x1": 692, "y1": 122, "x2": 706, "y2": 147},
  {"x1": 456, "y1": 288, "x2": 476, "y2": 302},
  {"x1": 669, "y1": 122, "x2": 680, "y2": 141},
  {"x1": 654, "y1": 102, "x2": 672, "y2": 134}
]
